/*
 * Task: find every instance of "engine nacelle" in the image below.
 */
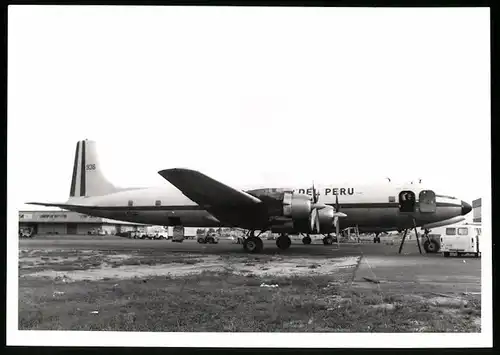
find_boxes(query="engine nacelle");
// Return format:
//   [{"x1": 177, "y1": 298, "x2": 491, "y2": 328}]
[
  {"x1": 282, "y1": 191, "x2": 312, "y2": 219},
  {"x1": 317, "y1": 205, "x2": 335, "y2": 232}
]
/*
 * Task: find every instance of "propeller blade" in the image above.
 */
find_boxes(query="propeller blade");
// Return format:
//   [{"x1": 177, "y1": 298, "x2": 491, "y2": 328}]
[
  {"x1": 310, "y1": 208, "x2": 316, "y2": 232},
  {"x1": 336, "y1": 218, "x2": 340, "y2": 241},
  {"x1": 310, "y1": 208, "x2": 320, "y2": 234},
  {"x1": 335, "y1": 194, "x2": 340, "y2": 212},
  {"x1": 312, "y1": 181, "x2": 318, "y2": 204},
  {"x1": 315, "y1": 209, "x2": 320, "y2": 233},
  {"x1": 311, "y1": 202, "x2": 327, "y2": 210}
]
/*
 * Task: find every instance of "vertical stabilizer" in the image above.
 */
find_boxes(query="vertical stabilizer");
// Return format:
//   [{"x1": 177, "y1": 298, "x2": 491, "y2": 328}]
[{"x1": 69, "y1": 140, "x2": 118, "y2": 198}]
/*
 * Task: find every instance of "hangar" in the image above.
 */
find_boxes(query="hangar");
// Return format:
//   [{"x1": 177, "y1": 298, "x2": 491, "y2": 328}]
[
  {"x1": 472, "y1": 198, "x2": 481, "y2": 223},
  {"x1": 18, "y1": 210, "x2": 145, "y2": 236}
]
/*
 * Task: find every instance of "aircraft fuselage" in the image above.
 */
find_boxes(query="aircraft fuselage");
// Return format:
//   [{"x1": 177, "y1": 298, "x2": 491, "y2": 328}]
[{"x1": 61, "y1": 183, "x2": 466, "y2": 234}]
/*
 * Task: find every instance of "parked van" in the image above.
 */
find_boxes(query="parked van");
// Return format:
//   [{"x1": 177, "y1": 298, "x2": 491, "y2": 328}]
[{"x1": 439, "y1": 223, "x2": 481, "y2": 257}]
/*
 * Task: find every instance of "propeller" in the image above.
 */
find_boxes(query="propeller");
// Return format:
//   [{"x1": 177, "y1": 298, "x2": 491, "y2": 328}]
[
  {"x1": 312, "y1": 181, "x2": 319, "y2": 204},
  {"x1": 308, "y1": 183, "x2": 347, "y2": 234},
  {"x1": 332, "y1": 195, "x2": 347, "y2": 237},
  {"x1": 309, "y1": 181, "x2": 322, "y2": 233}
]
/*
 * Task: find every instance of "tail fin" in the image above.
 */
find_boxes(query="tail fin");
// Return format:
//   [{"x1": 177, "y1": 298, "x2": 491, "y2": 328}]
[{"x1": 69, "y1": 140, "x2": 118, "y2": 198}]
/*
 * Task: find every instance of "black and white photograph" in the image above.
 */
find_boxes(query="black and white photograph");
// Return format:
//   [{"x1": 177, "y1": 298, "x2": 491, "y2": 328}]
[{"x1": 7, "y1": 4, "x2": 491, "y2": 348}]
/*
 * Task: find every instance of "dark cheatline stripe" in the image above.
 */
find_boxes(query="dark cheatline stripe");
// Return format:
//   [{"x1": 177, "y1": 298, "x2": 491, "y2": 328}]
[
  {"x1": 71, "y1": 201, "x2": 460, "y2": 212},
  {"x1": 80, "y1": 140, "x2": 86, "y2": 197},
  {"x1": 435, "y1": 194, "x2": 457, "y2": 199},
  {"x1": 69, "y1": 141, "x2": 80, "y2": 197}
]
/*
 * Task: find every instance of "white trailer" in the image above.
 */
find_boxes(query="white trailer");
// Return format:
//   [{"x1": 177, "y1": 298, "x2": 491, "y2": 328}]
[{"x1": 437, "y1": 223, "x2": 482, "y2": 257}]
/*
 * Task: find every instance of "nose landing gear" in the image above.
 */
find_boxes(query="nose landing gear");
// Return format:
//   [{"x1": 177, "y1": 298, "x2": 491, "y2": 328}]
[{"x1": 398, "y1": 221, "x2": 439, "y2": 254}]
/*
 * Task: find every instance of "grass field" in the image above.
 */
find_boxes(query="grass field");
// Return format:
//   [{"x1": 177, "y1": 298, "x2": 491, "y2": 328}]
[{"x1": 18, "y1": 248, "x2": 481, "y2": 332}]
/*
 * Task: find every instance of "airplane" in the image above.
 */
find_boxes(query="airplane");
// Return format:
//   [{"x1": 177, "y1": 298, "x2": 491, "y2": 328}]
[{"x1": 28, "y1": 139, "x2": 472, "y2": 254}]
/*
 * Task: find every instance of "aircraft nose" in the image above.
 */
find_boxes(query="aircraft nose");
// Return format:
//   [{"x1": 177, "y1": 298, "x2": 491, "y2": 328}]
[{"x1": 461, "y1": 201, "x2": 472, "y2": 215}]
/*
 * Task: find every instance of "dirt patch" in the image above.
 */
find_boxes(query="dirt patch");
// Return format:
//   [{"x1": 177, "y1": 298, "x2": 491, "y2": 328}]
[
  {"x1": 20, "y1": 251, "x2": 361, "y2": 282},
  {"x1": 429, "y1": 296, "x2": 468, "y2": 308},
  {"x1": 229, "y1": 256, "x2": 360, "y2": 277}
]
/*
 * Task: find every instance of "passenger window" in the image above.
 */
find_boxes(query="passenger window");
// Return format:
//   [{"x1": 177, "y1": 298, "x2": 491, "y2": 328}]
[
  {"x1": 155, "y1": 200, "x2": 161, "y2": 206},
  {"x1": 128, "y1": 200, "x2": 133, "y2": 207},
  {"x1": 458, "y1": 228, "x2": 468, "y2": 235},
  {"x1": 445, "y1": 228, "x2": 456, "y2": 235}
]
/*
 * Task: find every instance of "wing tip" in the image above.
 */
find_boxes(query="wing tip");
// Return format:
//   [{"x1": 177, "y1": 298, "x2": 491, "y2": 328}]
[{"x1": 158, "y1": 168, "x2": 198, "y2": 178}]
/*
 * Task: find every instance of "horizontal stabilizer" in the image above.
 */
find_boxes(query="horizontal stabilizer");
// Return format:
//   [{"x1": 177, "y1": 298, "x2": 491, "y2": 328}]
[
  {"x1": 27, "y1": 202, "x2": 77, "y2": 208},
  {"x1": 26, "y1": 202, "x2": 90, "y2": 214}
]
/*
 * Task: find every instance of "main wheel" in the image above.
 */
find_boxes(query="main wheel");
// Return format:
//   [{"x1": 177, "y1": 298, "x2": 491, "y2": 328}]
[
  {"x1": 197, "y1": 237, "x2": 206, "y2": 244},
  {"x1": 323, "y1": 236, "x2": 333, "y2": 245},
  {"x1": 244, "y1": 236, "x2": 263, "y2": 253},
  {"x1": 443, "y1": 252, "x2": 450, "y2": 257},
  {"x1": 302, "y1": 236, "x2": 312, "y2": 245},
  {"x1": 424, "y1": 239, "x2": 439, "y2": 253},
  {"x1": 276, "y1": 236, "x2": 291, "y2": 250}
]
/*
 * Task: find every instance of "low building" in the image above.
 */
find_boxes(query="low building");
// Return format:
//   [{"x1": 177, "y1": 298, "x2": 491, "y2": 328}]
[
  {"x1": 19, "y1": 210, "x2": 146, "y2": 236},
  {"x1": 472, "y1": 198, "x2": 481, "y2": 223}
]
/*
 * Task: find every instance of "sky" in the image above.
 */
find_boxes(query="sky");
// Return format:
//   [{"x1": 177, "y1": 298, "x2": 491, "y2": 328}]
[{"x1": 8, "y1": 6, "x2": 490, "y2": 210}]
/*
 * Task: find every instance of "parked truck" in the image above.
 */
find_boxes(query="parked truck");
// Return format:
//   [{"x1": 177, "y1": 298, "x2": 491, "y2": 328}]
[
  {"x1": 171, "y1": 226, "x2": 185, "y2": 242},
  {"x1": 19, "y1": 226, "x2": 34, "y2": 238},
  {"x1": 197, "y1": 232, "x2": 219, "y2": 244},
  {"x1": 142, "y1": 226, "x2": 168, "y2": 240}
]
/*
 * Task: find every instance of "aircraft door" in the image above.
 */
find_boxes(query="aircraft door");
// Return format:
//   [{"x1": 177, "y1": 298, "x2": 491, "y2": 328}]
[
  {"x1": 399, "y1": 190, "x2": 416, "y2": 213},
  {"x1": 419, "y1": 190, "x2": 437, "y2": 213}
]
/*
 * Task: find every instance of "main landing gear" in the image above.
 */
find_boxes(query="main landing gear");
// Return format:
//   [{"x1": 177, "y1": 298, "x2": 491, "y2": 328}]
[
  {"x1": 241, "y1": 231, "x2": 293, "y2": 253},
  {"x1": 276, "y1": 233, "x2": 292, "y2": 250},
  {"x1": 243, "y1": 230, "x2": 264, "y2": 253},
  {"x1": 302, "y1": 234, "x2": 312, "y2": 245},
  {"x1": 322, "y1": 234, "x2": 334, "y2": 245}
]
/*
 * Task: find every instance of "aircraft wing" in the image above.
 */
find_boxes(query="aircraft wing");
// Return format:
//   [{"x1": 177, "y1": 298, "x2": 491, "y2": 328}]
[
  {"x1": 158, "y1": 168, "x2": 268, "y2": 228},
  {"x1": 158, "y1": 168, "x2": 263, "y2": 207}
]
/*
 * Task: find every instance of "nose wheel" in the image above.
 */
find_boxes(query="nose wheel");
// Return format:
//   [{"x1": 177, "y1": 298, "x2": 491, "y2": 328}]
[{"x1": 422, "y1": 229, "x2": 439, "y2": 253}]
